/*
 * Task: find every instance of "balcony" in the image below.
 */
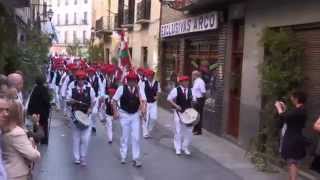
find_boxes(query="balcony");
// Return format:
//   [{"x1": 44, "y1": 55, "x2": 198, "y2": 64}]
[
  {"x1": 95, "y1": 15, "x2": 117, "y2": 38},
  {"x1": 136, "y1": 0, "x2": 151, "y2": 24},
  {"x1": 2, "y1": 0, "x2": 30, "y2": 8},
  {"x1": 122, "y1": 9, "x2": 134, "y2": 28}
]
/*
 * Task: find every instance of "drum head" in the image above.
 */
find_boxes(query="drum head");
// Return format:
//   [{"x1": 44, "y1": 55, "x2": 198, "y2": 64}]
[
  {"x1": 74, "y1": 111, "x2": 90, "y2": 126},
  {"x1": 181, "y1": 108, "x2": 199, "y2": 125}
]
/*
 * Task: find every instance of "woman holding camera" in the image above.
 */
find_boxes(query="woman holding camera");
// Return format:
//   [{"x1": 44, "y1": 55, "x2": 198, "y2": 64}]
[{"x1": 275, "y1": 91, "x2": 307, "y2": 180}]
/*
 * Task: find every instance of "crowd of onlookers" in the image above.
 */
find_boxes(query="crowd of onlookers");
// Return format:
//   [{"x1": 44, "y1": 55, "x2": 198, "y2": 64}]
[{"x1": 0, "y1": 72, "x2": 51, "y2": 180}]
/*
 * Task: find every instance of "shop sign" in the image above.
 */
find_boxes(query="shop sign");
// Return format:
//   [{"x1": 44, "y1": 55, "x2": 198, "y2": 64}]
[{"x1": 160, "y1": 12, "x2": 218, "y2": 38}]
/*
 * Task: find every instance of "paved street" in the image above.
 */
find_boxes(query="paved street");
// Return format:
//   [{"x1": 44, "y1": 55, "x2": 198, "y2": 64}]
[{"x1": 33, "y1": 109, "x2": 242, "y2": 180}]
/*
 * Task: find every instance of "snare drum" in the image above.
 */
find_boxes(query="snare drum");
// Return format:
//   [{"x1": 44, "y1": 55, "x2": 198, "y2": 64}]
[{"x1": 73, "y1": 110, "x2": 90, "y2": 130}]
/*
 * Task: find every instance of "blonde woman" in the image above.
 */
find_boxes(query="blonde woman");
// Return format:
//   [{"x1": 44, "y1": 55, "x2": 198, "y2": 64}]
[{"x1": 1, "y1": 100, "x2": 40, "y2": 180}]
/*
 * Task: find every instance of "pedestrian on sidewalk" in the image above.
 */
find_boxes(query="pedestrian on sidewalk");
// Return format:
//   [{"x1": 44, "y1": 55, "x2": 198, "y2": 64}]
[
  {"x1": 141, "y1": 69, "x2": 161, "y2": 139},
  {"x1": 112, "y1": 71, "x2": 146, "y2": 167},
  {"x1": 275, "y1": 91, "x2": 307, "y2": 180},
  {"x1": 1, "y1": 98, "x2": 40, "y2": 180},
  {"x1": 0, "y1": 94, "x2": 9, "y2": 180},
  {"x1": 27, "y1": 76, "x2": 51, "y2": 145},
  {"x1": 191, "y1": 70, "x2": 206, "y2": 135},
  {"x1": 99, "y1": 88, "x2": 117, "y2": 144},
  {"x1": 67, "y1": 70, "x2": 95, "y2": 166},
  {"x1": 167, "y1": 75, "x2": 195, "y2": 156}
]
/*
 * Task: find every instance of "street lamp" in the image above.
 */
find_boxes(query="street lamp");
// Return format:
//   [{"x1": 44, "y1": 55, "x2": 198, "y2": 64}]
[{"x1": 47, "y1": 9, "x2": 54, "y2": 21}]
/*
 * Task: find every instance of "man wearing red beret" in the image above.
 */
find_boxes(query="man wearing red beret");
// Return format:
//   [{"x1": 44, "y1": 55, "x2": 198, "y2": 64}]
[
  {"x1": 112, "y1": 71, "x2": 146, "y2": 167},
  {"x1": 140, "y1": 69, "x2": 161, "y2": 139},
  {"x1": 167, "y1": 75, "x2": 195, "y2": 156},
  {"x1": 98, "y1": 88, "x2": 117, "y2": 144},
  {"x1": 66, "y1": 70, "x2": 96, "y2": 166}
]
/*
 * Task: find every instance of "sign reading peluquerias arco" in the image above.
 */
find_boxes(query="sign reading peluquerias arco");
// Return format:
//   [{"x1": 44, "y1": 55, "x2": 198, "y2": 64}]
[{"x1": 160, "y1": 12, "x2": 218, "y2": 38}]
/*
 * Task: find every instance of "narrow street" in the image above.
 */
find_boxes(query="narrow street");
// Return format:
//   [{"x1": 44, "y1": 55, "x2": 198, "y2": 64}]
[{"x1": 34, "y1": 109, "x2": 242, "y2": 180}]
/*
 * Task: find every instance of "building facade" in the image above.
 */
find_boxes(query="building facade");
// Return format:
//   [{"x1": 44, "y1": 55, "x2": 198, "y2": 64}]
[
  {"x1": 50, "y1": 0, "x2": 93, "y2": 55},
  {"x1": 92, "y1": 0, "x2": 160, "y2": 68},
  {"x1": 159, "y1": 0, "x2": 320, "y2": 164}
]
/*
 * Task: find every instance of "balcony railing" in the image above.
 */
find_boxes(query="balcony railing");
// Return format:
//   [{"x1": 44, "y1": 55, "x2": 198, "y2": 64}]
[
  {"x1": 136, "y1": 0, "x2": 151, "y2": 23},
  {"x1": 95, "y1": 15, "x2": 117, "y2": 37},
  {"x1": 122, "y1": 9, "x2": 134, "y2": 27}
]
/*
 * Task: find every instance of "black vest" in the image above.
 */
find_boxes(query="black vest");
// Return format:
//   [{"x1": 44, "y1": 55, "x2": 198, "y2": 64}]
[
  {"x1": 144, "y1": 81, "x2": 158, "y2": 103},
  {"x1": 175, "y1": 87, "x2": 192, "y2": 112},
  {"x1": 89, "y1": 76, "x2": 99, "y2": 97},
  {"x1": 105, "y1": 78, "x2": 118, "y2": 92},
  {"x1": 67, "y1": 75, "x2": 75, "y2": 87},
  {"x1": 105, "y1": 97, "x2": 113, "y2": 116},
  {"x1": 71, "y1": 82, "x2": 91, "y2": 113},
  {"x1": 49, "y1": 71, "x2": 54, "y2": 83},
  {"x1": 120, "y1": 86, "x2": 140, "y2": 114},
  {"x1": 55, "y1": 72, "x2": 62, "y2": 86}
]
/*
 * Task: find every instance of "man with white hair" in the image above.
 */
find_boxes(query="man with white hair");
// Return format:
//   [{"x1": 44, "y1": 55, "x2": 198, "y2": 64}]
[
  {"x1": 191, "y1": 70, "x2": 206, "y2": 135},
  {"x1": 7, "y1": 73, "x2": 24, "y2": 105}
]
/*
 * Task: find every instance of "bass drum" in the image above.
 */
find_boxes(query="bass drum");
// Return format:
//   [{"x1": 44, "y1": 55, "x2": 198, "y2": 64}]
[{"x1": 73, "y1": 110, "x2": 90, "y2": 130}]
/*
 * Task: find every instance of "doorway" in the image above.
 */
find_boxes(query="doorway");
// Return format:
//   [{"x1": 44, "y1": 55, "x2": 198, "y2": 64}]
[{"x1": 227, "y1": 20, "x2": 244, "y2": 138}]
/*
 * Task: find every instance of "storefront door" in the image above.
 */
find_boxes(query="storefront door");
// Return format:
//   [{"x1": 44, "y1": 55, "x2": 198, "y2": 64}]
[{"x1": 227, "y1": 20, "x2": 244, "y2": 138}]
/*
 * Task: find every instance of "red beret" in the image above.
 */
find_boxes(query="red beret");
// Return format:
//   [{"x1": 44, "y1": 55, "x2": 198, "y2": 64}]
[
  {"x1": 126, "y1": 71, "x2": 139, "y2": 81},
  {"x1": 178, "y1": 75, "x2": 190, "y2": 82},
  {"x1": 103, "y1": 64, "x2": 116, "y2": 74},
  {"x1": 87, "y1": 67, "x2": 96, "y2": 74},
  {"x1": 137, "y1": 67, "x2": 145, "y2": 73},
  {"x1": 107, "y1": 88, "x2": 117, "y2": 95},
  {"x1": 144, "y1": 69, "x2": 155, "y2": 77},
  {"x1": 75, "y1": 70, "x2": 87, "y2": 79}
]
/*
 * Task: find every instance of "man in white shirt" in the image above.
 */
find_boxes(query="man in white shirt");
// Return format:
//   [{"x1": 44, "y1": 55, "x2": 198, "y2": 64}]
[
  {"x1": 66, "y1": 70, "x2": 95, "y2": 166},
  {"x1": 112, "y1": 71, "x2": 146, "y2": 167},
  {"x1": 141, "y1": 69, "x2": 161, "y2": 139},
  {"x1": 192, "y1": 70, "x2": 206, "y2": 135},
  {"x1": 167, "y1": 75, "x2": 195, "y2": 156}
]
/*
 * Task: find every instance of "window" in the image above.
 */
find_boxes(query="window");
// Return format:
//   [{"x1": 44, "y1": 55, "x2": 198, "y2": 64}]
[
  {"x1": 74, "y1": 0, "x2": 77, "y2": 5},
  {"x1": 129, "y1": 47, "x2": 133, "y2": 57},
  {"x1": 73, "y1": 31, "x2": 77, "y2": 43},
  {"x1": 84, "y1": 0, "x2": 88, "y2": 4},
  {"x1": 65, "y1": 13, "x2": 68, "y2": 25},
  {"x1": 83, "y1": 12, "x2": 87, "y2": 24},
  {"x1": 65, "y1": 0, "x2": 68, "y2": 5},
  {"x1": 142, "y1": 47, "x2": 148, "y2": 67},
  {"x1": 82, "y1": 31, "x2": 86, "y2": 43},
  {"x1": 57, "y1": 14, "x2": 60, "y2": 25},
  {"x1": 57, "y1": 0, "x2": 60, "y2": 6},
  {"x1": 73, "y1": 12, "x2": 77, "y2": 24},
  {"x1": 64, "y1": 31, "x2": 68, "y2": 44},
  {"x1": 105, "y1": 48, "x2": 110, "y2": 63}
]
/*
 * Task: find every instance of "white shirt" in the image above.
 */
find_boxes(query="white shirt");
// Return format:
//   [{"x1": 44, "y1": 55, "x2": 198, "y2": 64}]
[
  {"x1": 66, "y1": 81, "x2": 96, "y2": 107},
  {"x1": 113, "y1": 85, "x2": 147, "y2": 102},
  {"x1": 192, "y1": 77, "x2": 206, "y2": 98},
  {"x1": 100, "y1": 75, "x2": 116, "y2": 96},
  {"x1": 167, "y1": 86, "x2": 195, "y2": 102}
]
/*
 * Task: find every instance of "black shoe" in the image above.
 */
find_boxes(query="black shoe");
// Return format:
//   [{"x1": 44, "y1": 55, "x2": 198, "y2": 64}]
[
  {"x1": 193, "y1": 132, "x2": 202, "y2": 135},
  {"x1": 92, "y1": 128, "x2": 97, "y2": 135}
]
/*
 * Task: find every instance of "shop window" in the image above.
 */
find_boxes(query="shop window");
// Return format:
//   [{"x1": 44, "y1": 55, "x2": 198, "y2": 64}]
[{"x1": 65, "y1": 13, "x2": 68, "y2": 25}]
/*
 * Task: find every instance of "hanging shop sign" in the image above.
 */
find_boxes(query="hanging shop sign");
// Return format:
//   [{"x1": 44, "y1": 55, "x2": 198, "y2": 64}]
[{"x1": 160, "y1": 11, "x2": 218, "y2": 38}]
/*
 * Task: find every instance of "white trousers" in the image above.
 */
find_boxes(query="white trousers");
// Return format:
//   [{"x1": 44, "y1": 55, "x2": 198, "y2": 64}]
[
  {"x1": 119, "y1": 112, "x2": 141, "y2": 160},
  {"x1": 103, "y1": 115, "x2": 113, "y2": 142},
  {"x1": 54, "y1": 86, "x2": 61, "y2": 109},
  {"x1": 143, "y1": 102, "x2": 158, "y2": 136},
  {"x1": 72, "y1": 125, "x2": 92, "y2": 161},
  {"x1": 173, "y1": 112, "x2": 193, "y2": 151},
  {"x1": 90, "y1": 98, "x2": 100, "y2": 128}
]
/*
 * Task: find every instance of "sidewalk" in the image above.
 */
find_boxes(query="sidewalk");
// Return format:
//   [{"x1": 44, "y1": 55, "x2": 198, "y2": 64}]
[{"x1": 157, "y1": 107, "x2": 299, "y2": 180}]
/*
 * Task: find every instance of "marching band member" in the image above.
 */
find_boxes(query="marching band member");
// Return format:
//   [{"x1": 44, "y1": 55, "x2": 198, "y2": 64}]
[
  {"x1": 112, "y1": 71, "x2": 146, "y2": 167},
  {"x1": 60, "y1": 64, "x2": 77, "y2": 117},
  {"x1": 99, "y1": 88, "x2": 117, "y2": 144},
  {"x1": 87, "y1": 67, "x2": 102, "y2": 134},
  {"x1": 52, "y1": 64, "x2": 64, "y2": 110},
  {"x1": 167, "y1": 75, "x2": 195, "y2": 156},
  {"x1": 141, "y1": 69, "x2": 161, "y2": 139},
  {"x1": 67, "y1": 70, "x2": 95, "y2": 166}
]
